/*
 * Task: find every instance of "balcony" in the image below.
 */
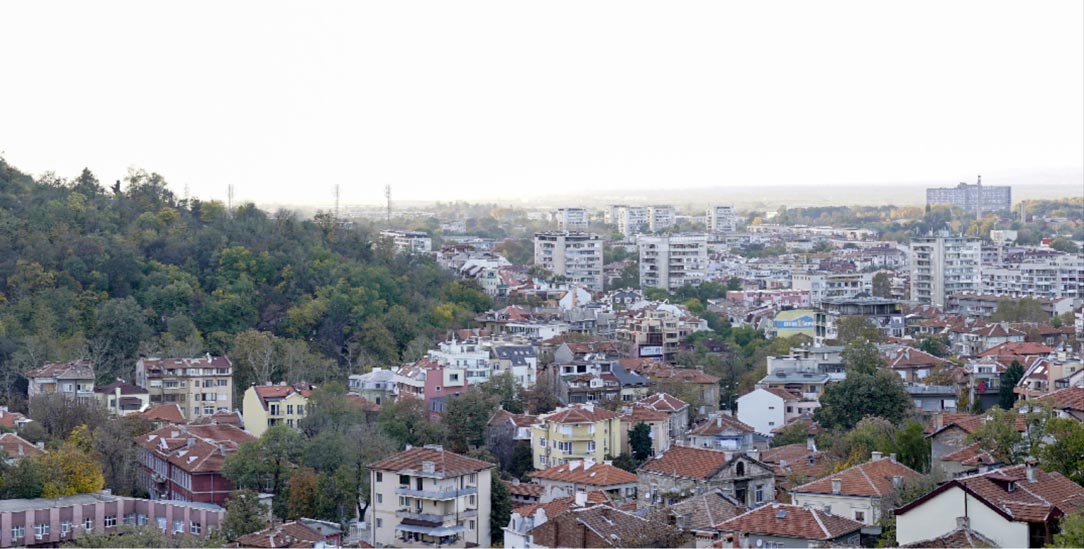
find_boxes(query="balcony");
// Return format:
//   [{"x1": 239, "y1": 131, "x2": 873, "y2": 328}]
[
  {"x1": 395, "y1": 486, "x2": 478, "y2": 500},
  {"x1": 395, "y1": 509, "x2": 478, "y2": 521}
]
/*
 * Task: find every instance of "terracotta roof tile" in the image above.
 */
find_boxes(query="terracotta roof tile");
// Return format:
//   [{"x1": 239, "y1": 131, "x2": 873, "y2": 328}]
[
  {"x1": 978, "y1": 341, "x2": 1055, "y2": 358},
  {"x1": 636, "y1": 393, "x2": 689, "y2": 413},
  {"x1": 1038, "y1": 387, "x2": 1084, "y2": 412},
  {"x1": 530, "y1": 460, "x2": 637, "y2": 486},
  {"x1": 369, "y1": 446, "x2": 494, "y2": 476},
  {"x1": 688, "y1": 414, "x2": 755, "y2": 436},
  {"x1": 26, "y1": 359, "x2": 94, "y2": 380},
  {"x1": 504, "y1": 481, "x2": 545, "y2": 498},
  {"x1": 0, "y1": 433, "x2": 45, "y2": 460},
  {"x1": 953, "y1": 465, "x2": 1084, "y2": 523},
  {"x1": 884, "y1": 347, "x2": 949, "y2": 369},
  {"x1": 542, "y1": 404, "x2": 620, "y2": 424},
  {"x1": 639, "y1": 446, "x2": 732, "y2": 480},
  {"x1": 621, "y1": 405, "x2": 669, "y2": 423},
  {"x1": 901, "y1": 526, "x2": 997, "y2": 548},
  {"x1": 141, "y1": 403, "x2": 186, "y2": 424},
  {"x1": 792, "y1": 456, "x2": 922, "y2": 498},
  {"x1": 235, "y1": 521, "x2": 325, "y2": 548},
  {"x1": 668, "y1": 490, "x2": 746, "y2": 532},
  {"x1": 513, "y1": 491, "x2": 611, "y2": 518},
  {"x1": 941, "y1": 443, "x2": 997, "y2": 467},
  {"x1": 715, "y1": 503, "x2": 863, "y2": 540},
  {"x1": 137, "y1": 423, "x2": 255, "y2": 474}
]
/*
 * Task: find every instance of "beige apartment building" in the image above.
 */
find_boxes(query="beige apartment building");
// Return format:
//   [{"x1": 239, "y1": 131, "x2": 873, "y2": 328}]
[{"x1": 134, "y1": 355, "x2": 233, "y2": 420}]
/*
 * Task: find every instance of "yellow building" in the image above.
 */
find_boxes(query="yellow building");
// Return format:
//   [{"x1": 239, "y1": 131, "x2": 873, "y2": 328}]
[
  {"x1": 242, "y1": 383, "x2": 313, "y2": 438},
  {"x1": 530, "y1": 403, "x2": 622, "y2": 470}
]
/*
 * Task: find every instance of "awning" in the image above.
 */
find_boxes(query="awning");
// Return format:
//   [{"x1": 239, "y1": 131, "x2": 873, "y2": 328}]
[{"x1": 395, "y1": 523, "x2": 468, "y2": 536}]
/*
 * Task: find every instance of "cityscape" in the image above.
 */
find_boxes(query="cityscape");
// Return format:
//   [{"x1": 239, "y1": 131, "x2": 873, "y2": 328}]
[{"x1": 1, "y1": 1, "x2": 1083, "y2": 548}]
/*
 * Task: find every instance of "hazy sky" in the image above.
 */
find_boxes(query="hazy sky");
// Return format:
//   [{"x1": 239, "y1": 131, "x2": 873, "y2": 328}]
[{"x1": 3, "y1": 1, "x2": 1082, "y2": 206}]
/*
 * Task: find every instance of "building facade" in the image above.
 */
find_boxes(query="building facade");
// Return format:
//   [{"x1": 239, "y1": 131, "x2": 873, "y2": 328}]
[
  {"x1": 554, "y1": 208, "x2": 590, "y2": 232},
  {"x1": 637, "y1": 234, "x2": 708, "y2": 292},
  {"x1": 136, "y1": 424, "x2": 255, "y2": 506},
  {"x1": 134, "y1": 356, "x2": 233, "y2": 420},
  {"x1": 241, "y1": 383, "x2": 312, "y2": 437},
  {"x1": 25, "y1": 360, "x2": 95, "y2": 403},
  {"x1": 926, "y1": 180, "x2": 1012, "y2": 216},
  {"x1": 910, "y1": 233, "x2": 981, "y2": 307},
  {"x1": 707, "y1": 205, "x2": 737, "y2": 235},
  {"x1": 380, "y1": 230, "x2": 433, "y2": 254},
  {"x1": 533, "y1": 232, "x2": 604, "y2": 292},
  {"x1": 530, "y1": 404, "x2": 622, "y2": 470}
]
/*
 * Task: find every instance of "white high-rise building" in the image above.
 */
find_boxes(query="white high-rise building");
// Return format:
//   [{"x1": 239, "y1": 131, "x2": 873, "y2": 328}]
[
  {"x1": 533, "y1": 232, "x2": 604, "y2": 292},
  {"x1": 910, "y1": 233, "x2": 981, "y2": 307},
  {"x1": 554, "y1": 207, "x2": 590, "y2": 232},
  {"x1": 638, "y1": 234, "x2": 708, "y2": 292},
  {"x1": 612, "y1": 205, "x2": 648, "y2": 238},
  {"x1": 647, "y1": 205, "x2": 675, "y2": 231},
  {"x1": 707, "y1": 205, "x2": 737, "y2": 235}
]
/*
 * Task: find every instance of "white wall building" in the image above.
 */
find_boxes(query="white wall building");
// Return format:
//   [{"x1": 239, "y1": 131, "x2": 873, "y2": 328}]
[
  {"x1": 707, "y1": 205, "x2": 737, "y2": 235},
  {"x1": 910, "y1": 233, "x2": 981, "y2": 307},
  {"x1": 381, "y1": 230, "x2": 433, "y2": 254},
  {"x1": 647, "y1": 205, "x2": 675, "y2": 231},
  {"x1": 553, "y1": 208, "x2": 590, "y2": 232},
  {"x1": 533, "y1": 232, "x2": 604, "y2": 292},
  {"x1": 736, "y1": 388, "x2": 788, "y2": 436},
  {"x1": 637, "y1": 234, "x2": 707, "y2": 292},
  {"x1": 613, "y1": 206, "x2": 649, "y2": 239}
]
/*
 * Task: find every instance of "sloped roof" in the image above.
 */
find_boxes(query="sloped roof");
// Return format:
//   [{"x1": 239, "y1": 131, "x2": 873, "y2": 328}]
[
  {"x1": 941, "y1": 443, "x2": 997, "y2": 467},
  {"x1": 234, "y1": 521, "x2": 325, "y2": 548},
  {"x1": 141, "y1": 403, "x2": 186, "y2": 424},
  {"x1": 621, "y1": 405, "x2": 669, "y2": 423},
  {"x1": 557, "y1": 505, "x2": 679, "y2": 547},
  {"x1": 530, "y1": 460, "x2": 637, "y2": 487},
  {"x1": 0, "y1": 409, "x2": 31, "y2": 430},
  {"x1": 1038, "y1": 386, "x2": 1084, "y2": 412},
  {"x1": 26, "y1": 359, "x2": 94, "y2": 380},
  {"x1": 0, "y1": 433, "x2": 45, "y2": 460},
  {"x1": 791, "y1": 456, "x2": 922, "y2": 498},
  {"x1": 93, "y1": 381, "x2": 148, "y2": 395},
  {"x1": 669, "y1": 489, "x2": 746, "y2": 532},
  {"x1": 715, "y1": 503, "x2": 863, "y2": 540},
  {"x1": 639, "y1": 446, "x2": 732, "y2": 480},
  {"x1": 901, "y1": 526, "x2": 997, "y2": 548},
  {"x1": 978, "y1": 341, "x2": 1055, "y2": 358},
  {"x1": 504, "y1": 481, "x2": 545, "y2": 499},
  {"x1": 688, "y1": 414, "x2": 755, "y2": 436},
  {"x1": 513, "y1": 491, "x2": 611, "y2": 518},
  {"x1": 251, "y1": 384, "x2": 314, "y2": 410},
  {"x1": 542, "y1": 404, "x2": 619, "y2": 424},
  {"x1": 636, "y1": 392, "x2": 689, "y2": 413},
  {"x1": 137, "y1": 423, "x2": 255, "y2": 474},
  {"x1": 884, "y1": 347, "x2": 949, "y2": 369},
  {"x1": 368, "y1": 446, "x2": 494, "y2": 476},
  {"x1": 762, "y1": 388, "x2": 802, "y2": 402}
]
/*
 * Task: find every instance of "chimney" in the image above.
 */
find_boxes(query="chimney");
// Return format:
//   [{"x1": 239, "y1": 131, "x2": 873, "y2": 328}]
[
  {"x1": 831, "y1": 479, "x2": 841, "y2": 495},
  {"x1": 956, "y1": 516, "x2": 970, "y2": 530},
  {"x1": 749, "y1": 448, "x2": 759, "y2": 461},
  {"x1": 574, "y1": 490, "x2": 587, "y2": 507},
  {"x1": 806, "y1": 434, "x2": 817, "y2": 452},
  {"x1": 891, "y1": 476, "x2": 903, "y2": 489},
  {"x1": 871, "y1": 451, "x2": 883, "y2": 461},
  {"x1": 1026, "y1": 457, "x2": 1038, "y2": 483},
  {"x1": 889, "y1": 453, "x2": 897, "y2": 462},
  {"x1": 717, "y1": 416, "x2": 723, "y2": 428}
]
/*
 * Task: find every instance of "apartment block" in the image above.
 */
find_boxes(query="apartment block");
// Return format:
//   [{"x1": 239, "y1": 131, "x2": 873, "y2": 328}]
[
  {"x1": 380, "y1": 230, "x2": 433, "y2": 254},
  {"x1": 611, "y1": 205, "x2": 648, "y2": 238},
  {"x1": 241, "y1": 383, "x2": 312, "y2": 437},
  {"x1": 134, "y1": 356, "x2": 233, "y2": 420},
  {"x1": 707, "y1": 205, "x2": 737, "y2": 235},
  {"x1": 791, "y1": 272, "x2": 875, "y2": 306},
  {"x1": 25, "y1": 360, "x2": 95, "y2": 403},
  {"x1": 910, "y1": 233, "x2": 981, "y2": 307},
  {"x1": 981, "y1": 253, "x2": 1084, "y2": 299},
  {"x1": 530, "y1": 403, "x2": 622, "y2": 470},
  {"x1": 647, "y1": 205, "x2": 675, "y2": 231},
  {"x1": 926, "y1": 179, "x2": 1012, "y2": 216},
  {"x1": 533, "y1": 232, "x2": 604, "y2": 292},
  {"x1": 136, "y1": 423, "x2": 255, "y2": 506},
  {"x1": 553, "y1": 208, "x2": 589, "y2": 232},
  {"x1": 368, "y1": 446, "x2": 494, "y2": 548},
  {"x1": 637, "y1": 234, "x2": 707, "y2": 292}
]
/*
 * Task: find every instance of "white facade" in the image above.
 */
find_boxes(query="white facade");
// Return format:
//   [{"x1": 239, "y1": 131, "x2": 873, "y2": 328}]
[
  {"x1": 736, "y1": 388, "x2": 785, "y2": 436},
  {"x1": 647, "y1": 205, "x2": 675, "y2": 231},
  {"x1": 613, "y1": 206, "x2": 649, "y2": 238},
  {"x1": 638, "y1": 234, "x2": 708, "y2": 292},
  {"x1": 707, "y1": 205, "x2": 737, "y2": 235},
  {"x1": 792, "y1": 272, "x2": 875, "y2": 306},
  {"x1": 554, "y1": 208, "x2": 590, "y2": 232},
  {"x1": 381, "y1": 230, "x2": 433, "y2": 254},
  {"x1": 429, "y1": 340, "x2": 492, "y2": 384},
  {"x1": 533, "y1": 232, "x2": 604, "y2": 292},
  {"x1": 981, "y1": 253, "x2": 1084, "y2": 299},
  {"x1": 910, "y1": 233, "x2": 981, "y2": 307},
  {"x1": 895, "y1": 485, "x2": 1028, "y2": 548}
]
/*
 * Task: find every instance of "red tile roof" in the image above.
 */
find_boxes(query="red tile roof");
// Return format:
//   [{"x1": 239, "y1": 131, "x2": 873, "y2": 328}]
[
  {"x1": 715, "y1": 503, "x2": 863, "y2": 540},
  {"x1": 1038, "y1": 387, "x2": 1084, "y2": 412},
  {"x1": 639, "y1": 446, "x2": 732, "y2": 480},
  {"x1": 621, "y1": 405, "x2": 669, "y2": 423},
  {"x1": 636, "y1": 393, "x2": 689, "y2": 413},
  {"x1": 669, "y1": 490, "x2": 746, "y2": 532},
  {"x1": 792, "y1": 456, "x2": 922, "y2": 498},
  {"x1": 489, "y1": 408, "x2": 538, "y2": 428},
  {"x1": 530, "y1": 460, "x2": 638, "y2": 487},
  {"x1": 0, "y1": 409, "x2": 30, "y2": 430},
  {"x1": 504, "y1": 480, "x2": 545, "y2": 498},
  {"x1": 137, "y1": 423, "x2": 255, "y2": 474},
  {"x1": 941, "y1": 443, "x2": 996, "y2": 467},
  {"x1": 368, "y1": 446, "x2": 494, "y2": 476},
  {"x1": 884, "y1": 347, "x2": 949, "y2": 369},
  {"x1": 251, "y1": 384, "x2": 314, "y2": 410},
  {"x1": 26, "y1": 359, "x2": 94, "y2": 380},
  {"x1": 688, "y1": 414, "x2": 755, "y2": 436},
  {"x1": 543, "y1": 404, "x2": 619, "y2": 424},
  {"x1": 513, "y1": 491, "x2": 611, "y2": 518},
  {"x1": 901, "y1": 526, "x2": 997, "y2": 548},
  {"x1": 0, "y1": 433, "x2": 45, "y2": 460},
  {"x1": 141, "y1": 403, "x2": 186, "y2": 424},
  {"x1": 235, "y1": 521, "x2": 326, "y2": 548},
  {"x1": 978, "y1": 341, "x2": 1055, "y2": 358},
  {"x1": 763, "y1": 388, "x2": 801, "y2": 402}
]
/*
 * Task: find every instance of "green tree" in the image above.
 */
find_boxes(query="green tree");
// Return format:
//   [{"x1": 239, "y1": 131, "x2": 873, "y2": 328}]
[
  {"x1": 770, "y1": 421, "x2": 812, "y2": 448},
  {"x1": 522, "y1": 376, "x2": 561, "y2": 415},
  {"x1": 490, "y1": 474, "x2": 513, "y2": 545},
  {"x1": 611, "y1": 453, "x2": 638, "y2": 473},
  {"x1": 508, "y1": 444, "x2": 535, "y2": 480},
  {"x1": 1039, "y1": 418, "x2": 1084, "y2": 485},
  {"x1": 69, "y1": 525, "x2": 224, "y2": 548},
  {"x1": 484, "y1": 371, "x2": 525, "y2": 414},
  {"x1": 286, "y1": 467, "x2": 320, "y2": 520},
  {"x1": 88, "y1": 297, "x2": 151, "y2": 383},
  {"x1": 40, "y1": 426, "x2": 105, "y2": 498},
  {"x1": 0, "y1": 458, "x2": 45, "y2": 499},
  {"x1": 918, "y1": 336, "x2": 948, "y2": 358},
  {"x1": 871, "y1": 272, "x2": 892, "y2": 298},
  {"x1": 222, "y1": 490, "x2": 268, "y2": 541},
  {"x1": 377, "y1": 398, "x2": 444, "y2": 449},
  {"x1": 1051, "y1": 511, "x2": 1084, "y2": 548},
  {"x1": 298, "y1": 381, "x2": 366, "y2": 437},
  {"x1": 223, "y1": 425, "x2": 303, "y2": 519},
  {"x1": 991, "y1": 298, "x2": 1049, "y2": 323},
  {"x1": 1000, "y1": 360, "x2": 1025, "y2": 409},
  {"x1": 1049, "y1": 237, "x2": 1080, "y2": 254},
  {"x1": 967, "y1": 406, "x2": 1023, "y2": 464},
  {"x1": 814, "y1": 370, "x2": 912, "y2": 431},
  {"x1": 442, "y1": 387, "x2": 499, "y2": 453},
  {"x1": 841, "y1": 338, "x2": 885, "y2": 376},
  {"x1": 629, "y1": 422, "x2": 653, "y2": 464},
  {"x1": 834, "y1": 316, "x2": 885, "y2": 345}
]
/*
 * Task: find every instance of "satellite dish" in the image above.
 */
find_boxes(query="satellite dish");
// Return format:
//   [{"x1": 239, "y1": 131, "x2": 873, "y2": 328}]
[{"x1": 756, "y1": 540, "x2": 763, "y2": 548}]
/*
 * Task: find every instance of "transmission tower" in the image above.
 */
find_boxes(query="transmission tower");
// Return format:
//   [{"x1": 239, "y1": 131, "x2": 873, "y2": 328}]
[
  {"x1": 385, "y1": 184, "x2": 392, "y2": 222},
  {"x1": 227, "y1": 184, "x2": 234, "y2": 212},
  {"x1": 334, "y1": 184, "x2": 341, "y2": 220}
]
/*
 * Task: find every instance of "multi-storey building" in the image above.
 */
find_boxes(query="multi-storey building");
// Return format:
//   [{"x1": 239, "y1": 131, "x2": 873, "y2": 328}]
[
  {"x1": 926, "y1": 179, "x2": 1012, "y2": 216},
  {"x1": 348, "y1": 367, "x2": 398, "y2": 406},
  {"x1": 707, "y1": 205, "x2": 737, "y2": 235},
  {"x1": 814, "y1": 297, "x2": 905, "y2": 345},
  {"x1": 553, "y1": 207, "x2": 589, "y2": 232},
  {"x1": 910, "y1": 233, "x2": 981, "y2": 307},
  {"x1": 533, "y1": 232, "x2": 604, "y2": 292},
  {"x1": 136, "y1": 423, "x2": 255, "y2": 506},
  {"x1": 428, "y1": 339, "x2": 492, "y2": 384},
  {"x1": 637, "y1": 234, "x2": 708, "y2": 292},
  {"x1": 646, "y1": 205, "x2": 675, "y2": 231},
  {"x1": 0, "y1": 492, "x2": 225, "y2": 548},
  {"x1": 981, "y1": 253, "x2": 1084, "y2": 299},
  {"x1": 395, "y1": 358, "x2": 469, "y2": 420},
  {"x1": 612, "y1": 205, "x2": 649, "y2": 238},
  {"x1": 134, "y1": 356, "x2": 233, "y2": 421},
  {"x1": 616, "y1": 304, "x2": 708, "y2": 362},
  {"x1": 368, "y1": 445, "x2": 494, "y2": 548},
  {"x1": 380, "y1": 230, "x2": 433, "y2": 254},
  {"x1": 241, "y1": 383, "x2": 312, "y2": 437},
  {"x1": 530, "y1": 403, "x2": 622, "y2": 470},
  {"x1": 791, "y1": 272, "x2": 875, "y2": 306},
  {"x1": 26, "y1": 360, "x2": 95, "y2": 403}
]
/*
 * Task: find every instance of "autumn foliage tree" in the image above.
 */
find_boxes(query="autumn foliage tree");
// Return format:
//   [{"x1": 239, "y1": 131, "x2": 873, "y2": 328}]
[{"x1": 40, "y1": 425, "x2": 105, "y2": 498}]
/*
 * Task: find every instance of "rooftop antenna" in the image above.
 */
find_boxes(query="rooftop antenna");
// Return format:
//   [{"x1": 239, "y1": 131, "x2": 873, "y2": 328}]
[
  {"x1": 975, "y1": 175, "x2": 982, "y2": 220},
  {"x1": 385, "y1": 184, "x2": 392, "y2": 222}
]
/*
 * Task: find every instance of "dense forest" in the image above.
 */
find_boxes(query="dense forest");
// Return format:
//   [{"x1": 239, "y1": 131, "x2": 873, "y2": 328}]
[{"x1": 0, "y1": 159, "x2": 492, "y2": 406}]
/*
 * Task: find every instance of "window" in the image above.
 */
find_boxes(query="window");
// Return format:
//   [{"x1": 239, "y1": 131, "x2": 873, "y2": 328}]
[
  {"x1": 173, "y1": 520, "x2": 184, "y2": 534},
  {"x1": 469, "y1": 520, "x2": 475, "y2": 530},
  {"x1": 191, "y1": 522, "x2": 201, "y2": 535},
  {"x1": 105, "y1": 516, "x2": 116, "y2": 528},
  {"x1": 376, "y1": 472, "x2": 383, "y2": 482},
  {"x1": 540, "y1": 456, "x2": 548, "y2": 466},
  {"x1": 376, "y1": 519, "x2": 383, "y2": 528},
  {"x1": 539, "y1": 437, "x2": 547, "y2": 448},
  {"x1": 754, "y1": 484, "x2": 764, "y2": 504},
  {"x1": 11, "y1": 526, "x2": 24, "y2": 540},
  {"x1": 377, "y1": 493, "x2": 383, "y2": 504},
  {"x1": 853, "y1": 510, "x2": 865, "y2": 522},
  {"x1": 270, "y1": 405, "x2": 280, "y2": 415},
  {"x1": 587, "y1": 441, "x2": 596, "y2": 453},
  {"x1": 217, "y1": 379, "x2": 228, "y2": 387},
  {"x1": 124, "y1": 513, "x2": 136, "y2": 525},
  {"x1": 297, "y1": 404, "x2": 305, "y2": 415},
  {"x1": 84, "y1": 518, "x2": 94, "y2": 531},
  {"x1": 287, "y1": 405, "x2": 294, "y2": 414},
  {"x1": 287, "y1": 419, "x2": 294, "y2": 427},
  {"x1": 157, "y1": 517, "x2": 168, "y2": 531},
  {"x1": 138, "y1": 515, "x2": 148, "y2": 526},
  {"x1": 35, "y1": 523, "x2": 50, "y2": 536},
  {"x1": 61, "y1": 521, "x2": 72, "y2": 535},
  {"x1": 469, "y1": 495, "x2": 476, "y2": 506}
]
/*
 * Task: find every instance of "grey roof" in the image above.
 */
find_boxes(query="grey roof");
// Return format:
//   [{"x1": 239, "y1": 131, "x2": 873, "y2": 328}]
[
  {"x1": 0, "y1": 492, "x2": 223, "y2": 513},
  {"x1": 760, "y1": 369, "x2": 829, "y2": 384},
  {"x1": 350, "y1": 369, "x2": 397, "y2": 382},
  {"x1": 494, "y1": 346, "x2": 537, "y2": 366},
  {"x1": 611, "y1": 363, "x2": 651, "y2": 387}
]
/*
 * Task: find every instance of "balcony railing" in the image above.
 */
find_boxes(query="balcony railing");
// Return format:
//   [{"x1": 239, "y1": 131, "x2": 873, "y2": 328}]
[{"x1": 395, "y1": 486, "x2": 478, "y2": 500}]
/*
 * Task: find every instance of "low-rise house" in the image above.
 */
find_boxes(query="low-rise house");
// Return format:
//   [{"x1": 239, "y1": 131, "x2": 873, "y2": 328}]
[
  {"x1": 530, "y1": 404, "x2": 622, "y2": 470},
  {"x1": 790, "y1": 451, "x2": 923, "y2": 527},
  {"x1": 686, "y1": 413, "x2": 758, "y2": 453},
  {"x1": 136, "y1": 423, "x2": 255, "y2": 506},
  {"x1": 94, "y1": 381, "x2": 150, "y2": 416},
  {"x1": 635, "y1": 393, "x2": 690, "y2": 443},
  {"x1": 348, "y1": 367, "x2": 397, "y2": 406},
  {"x1": 667, "y1": 489, "x2": 746, "y2": 547},
  {"x1": 895, "y1": 462, "x2": 1084, "y2": 548},
  {"x1": 620, "y1": 405, "x2": 671, "y2": 456},
  {"x1": 0, "y1": 433, "x2": 45, "y2": 464},
  {"x1": 937, "y1": 442, "x2": 998, "y2": 478},
  {"x1": 637, "y1": 445, "x2": 776, "y2": 510},
  {"x1": 395, "y1": 358, "x2": 469, "y2": 420},
  {"x1": 885, "y1": 346, "x2": 950, "y2": 383},
  {"x1": 0, "y1": 406, "x2": 31, "y2": 431},
  {"x1": 26, "y1": 360, "x2": 95, "y2": 403},
  {"x1": 504, "y1": 491, "x2": 612, "y2": 549},
  {"x1": 190, "y1": 409, "x2": 245, "y2": 430},
  {"x1": 950, "y1": 323, "x2": 1027, "y2": 357},
  {"x1": 234, "y1": 521, "x2": 328, "y2": 548},
  {"x1": 368, "y1": 445, "x2": 494, "y2": 548},
  {"x1": 648, "y1": 367, "x2": 721, "y2": 416},
  {"x1": 906, "y1": 383, "x2": 958, "y2": 415},
  {"x1": 486, "y1": 409, "x2": 537, "y2": 472},
  {"x1": 140, "y1": 403, "x2": 186, "y2": 428},
  {"x1": 737, "y1": 388, "x2": 818, "y2": 436},
  {"x1": 529, "y1": 459, "x2": 638, "y2": 504},
  {"x1": 1036, "y1": 386, "x2": 1084, "y2": 421},
  {"x1": 758, "y1": 436, "x2": 836, "y2": 497},
  {"x1": 900, "y1": 523, "x2": 998, "y2": 548},
  {"x1": 242, "y1": 383, "x2": 314, "y2": 437},
  {"x1": 490, "y1": 344, "x2": 539, "y2": 388},
  {"x1": 716, "y1": 502, "x2": 864, "y2": 549},
  {"x1": 926, "y1": 413, "x2": 1025, "y2": 477},
  {"x1": 525, "y1": 505, "x2": 685, "y2": 548},
  {"x1": 0, "y1": 492, "x2": 225, "y2": 548},
  {"x1": 504, "y1": 480, "x2": 545, "y2": 506}
]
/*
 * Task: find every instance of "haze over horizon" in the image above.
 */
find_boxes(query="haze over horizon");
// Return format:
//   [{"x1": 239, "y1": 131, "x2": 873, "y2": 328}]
[{"x1": 3, "y1": 1, "x2": 1082, "y2": 207}]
